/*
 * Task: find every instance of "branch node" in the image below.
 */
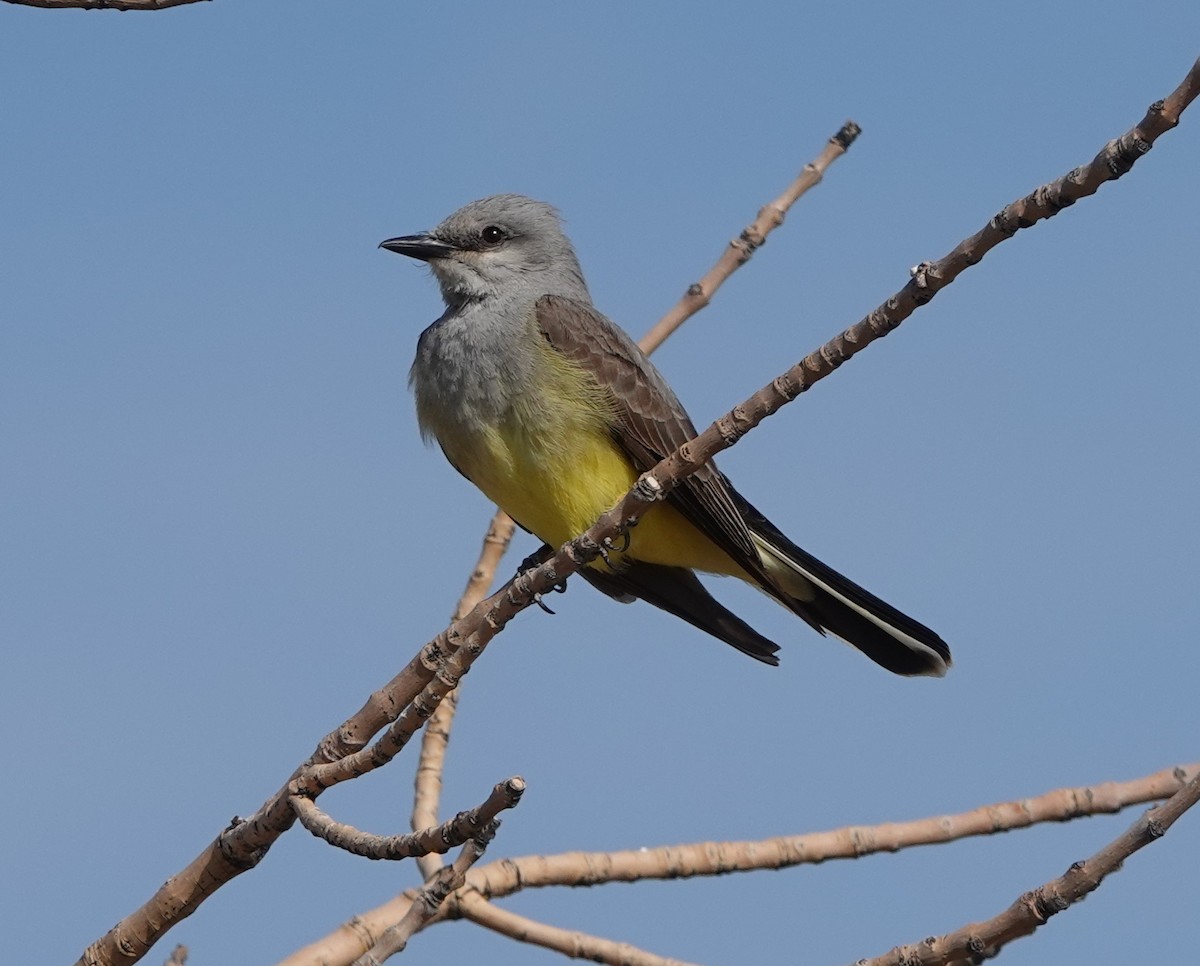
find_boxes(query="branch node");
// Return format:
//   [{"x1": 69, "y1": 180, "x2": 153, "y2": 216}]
[
  {"x1": 419, "y1": 639, "x2": 447, "y2": 673},
  {"x1": 818, "y1": 340, "x2": 845, "y2": 370},
  {"x1": 740, "y1": 225, "x2": 767, "y2": 251},
  {"x1": 1105, "y1": 134, "x2": 1153, "y2": 177},
  {"x1": 990, "y1": 207, "x2": 1021, "y2": 238},
  {"x1": 772, "y1": 372, "x2": 801, "y2": 402},
  {"x1": 833, "y1": 119, "x2": 863, "y2": 148},
  {"x1": 633, "y1": 473, "x2": 664, "y2": 502},
  {"x1": 909, "y1": 261, "x2": 934, "y2": 289}
]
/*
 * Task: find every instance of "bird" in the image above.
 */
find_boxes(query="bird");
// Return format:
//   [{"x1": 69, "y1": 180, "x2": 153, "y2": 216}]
[{"x1": 381, "y1": 194, "x2": 950, "y2": 676}]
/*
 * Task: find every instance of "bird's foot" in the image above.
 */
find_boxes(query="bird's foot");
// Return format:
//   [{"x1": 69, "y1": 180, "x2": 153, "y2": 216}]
[
  {"x1": 517, "y1": 545, "x2": 553, "y2": 575},
  {"x1": 532, "y1": 577, "x2": 569, "y2": 614},
  {"x1": 597, "y1": 531, "x2": 630, "y2": 570}
]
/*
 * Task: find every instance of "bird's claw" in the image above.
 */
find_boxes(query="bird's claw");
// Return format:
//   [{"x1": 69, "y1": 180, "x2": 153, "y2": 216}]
[
  {"x1": 598, "y1": 531, "x2": 630, "y2": 569},
  {"x1": 533, "y1": 577, "x2": 568, "y2": 614},
  {"x1": 517, "y1": 547, "x2": 552, "y2": 574},
  {"x1": 605, "y1": 531, "x2": 630, "y2": 553}
]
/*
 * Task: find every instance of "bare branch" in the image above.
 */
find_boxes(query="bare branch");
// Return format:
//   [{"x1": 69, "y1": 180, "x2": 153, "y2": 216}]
[
  {"x1": 641, "y1": 120, "x2": 861, "y2": 352},
  {"x1": 162, "y1": 947, "x2": 187, "y2": 966},
  {"x1": 278, "y1": 763, "x2": 1197, "y2": 966},
  {"x1": 607, "y1": 60, "x2": 1200, "y2": 554},
  {"x1": 454, "y1": 890, "x2": 700, "y2": 966},
  {"x1": 466, "y1": 763, "x2": 1199, "y2": 897},
  {"x1": 78, "y1": 639, "x2": 452, "y2": 966},
  {"x1": 411, "y1": 692, "x2": 460, "y2": 874},
  {"x1": 292, "y1": 778, "x2": 524, "y2": 861},
  {"x1": 4, "y1": 0, "x2": 207, "y2": 8},
  {"x1": 352, "y1": 826, "x2": 499, "y2": 966},
  {"x1": 859, "y1": 770, "x2": 1200, "y2": 965},
  {"x1": 78, "y1": 56, "x2": 1200, "y2": 966},
  {"x1": 411, "y1": 514, "x2": 515, "y2": 879}
]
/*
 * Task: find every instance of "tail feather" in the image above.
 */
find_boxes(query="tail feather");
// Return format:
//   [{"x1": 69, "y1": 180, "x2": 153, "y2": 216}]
[
  {"x1": 579, "y1": 562, "x2": 781, "y2": 665},
  {"x1": 570, "y1": 487, "x2": 950, "y2": 676},
  {"x1": 737, "y1": 499, "x2": 951, "y2": 677}
]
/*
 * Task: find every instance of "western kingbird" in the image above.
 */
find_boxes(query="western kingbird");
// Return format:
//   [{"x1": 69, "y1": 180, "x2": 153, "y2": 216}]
[{"x1": 382, "y1": 195, "x2": 950, "y2": 676}]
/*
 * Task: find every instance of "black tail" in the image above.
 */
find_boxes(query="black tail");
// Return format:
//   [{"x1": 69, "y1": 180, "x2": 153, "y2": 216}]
[
  {"x1": 735, "y1": 496, "x2": 951, "y2": 677},
  {"x1": 579, "y1": 562, "x2": 781, "y2": 665}
]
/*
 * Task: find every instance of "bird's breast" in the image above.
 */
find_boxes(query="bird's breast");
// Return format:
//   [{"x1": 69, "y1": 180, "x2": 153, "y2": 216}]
[
  {"x1": 412, "y1": 309, "x2": 629, "y2": 547},
  {"x1": 410, "y1": 305, "x2": 737, "y2": 575}
]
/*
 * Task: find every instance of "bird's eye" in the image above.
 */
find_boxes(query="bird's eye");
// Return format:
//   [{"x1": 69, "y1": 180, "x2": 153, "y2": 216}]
[{"x1": 480, "y1": 225, "x2": 506, "y2": 246}]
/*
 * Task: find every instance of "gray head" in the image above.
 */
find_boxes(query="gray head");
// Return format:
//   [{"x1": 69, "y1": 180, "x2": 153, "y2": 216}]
[{"x1": 380, "y1": 194, "x2": 590, "y2": 307}]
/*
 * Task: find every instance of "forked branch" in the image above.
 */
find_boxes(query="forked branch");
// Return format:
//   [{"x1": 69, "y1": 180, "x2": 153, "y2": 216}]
[
  {"x1": 350, "y1": 825, "x2": 501, "y2": 966},
  {"x1": 79, "y1": 56, "x2": 1200, "y2": 966},
  {"x1": 859, "y1": 770, "x2": 1200, "y2": 965},
  {"x1": 293, "y1": 778, "x2": 524, "y2": 861},
  {"x1": 278, "y1": 763, "x2": 1198, "y2": 965}
]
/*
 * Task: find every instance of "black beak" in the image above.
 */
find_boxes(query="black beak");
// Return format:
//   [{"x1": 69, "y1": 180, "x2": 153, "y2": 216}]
[{"x1": 379, "y1": 232, "x2": 456, "y2": 262}]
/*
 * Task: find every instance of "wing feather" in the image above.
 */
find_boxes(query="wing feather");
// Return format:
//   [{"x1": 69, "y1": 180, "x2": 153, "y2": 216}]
[{"x1": 533, "y1": 295, "x2": 757, "y2": 565}]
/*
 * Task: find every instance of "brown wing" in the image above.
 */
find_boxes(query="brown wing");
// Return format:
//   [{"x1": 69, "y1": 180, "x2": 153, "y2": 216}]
[
  {"x1": 533, "y1": 294, "x2": 758, "y2": 566},
  {"x1": 534, "y1": 298, "x2": 951, "y2": 677}
]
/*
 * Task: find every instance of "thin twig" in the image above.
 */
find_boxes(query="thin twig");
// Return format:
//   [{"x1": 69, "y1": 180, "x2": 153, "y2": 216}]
[
  {"x1": 858, "y1": 770, "x2": 1200, "y2": 965},
  {"x1": 78, "y1": 633, "x2": 456, "y2": 966},
  {"x1": 411, "y1": 514, "x2": 515, "y2": 879},
  {"x1": 162, "y1": 947, "x2": 187, "y2": 966},
  {"x1": 4, "y1": 0, "x2": 207, "y2": 8},
  {"x1": 276, "y1": 763, "x2": 1196, "y2": 966},
  {"x1": 640, "y1": 120, "x2": 861, "y2": 352},
  {"x1": 465, "y1": 763, "x2": 1199, "y2": 898},
  {"x1": 351, "y1": 826, "x2": 499, "y2": 966},
  {"x1": 293, "y1": 778, "x2": 523, "y2": 861},
  {"x1": 79, "y1": 57, "x2": 1200, "y2": 966},
  {"x1": 454, "y1": 890, "x2": 700, "y2": 966}
]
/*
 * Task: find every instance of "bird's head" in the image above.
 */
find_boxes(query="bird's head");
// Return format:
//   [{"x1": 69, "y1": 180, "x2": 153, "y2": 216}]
[{"x1": 381, "y1": 194, "x2": 589, "y2": 307}]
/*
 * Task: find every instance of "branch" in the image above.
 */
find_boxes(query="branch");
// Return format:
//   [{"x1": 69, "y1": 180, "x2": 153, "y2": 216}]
[
  {"x1": 293, "y1": 778, "x2": 524, "y2": 861},
  {"x1": 351, "y1": 826, "x2": 499, "y2": 966},
  {"x1": 640, "y1": 120, "x2": 861, "y2": 352},
  {"x1": 858, "y1": 770, "x2": 1200, "y2": 965},
  {"x1": 80, "y1": 56, "x2": 1200, "y2": 966},
  {"x1": 412, "y1": 514, "x2": 515, "y2": 879},
  {"x1": 162, "y1": 947, "x2": 187, "y2": 966},
  {"x1": 276, "y1": 763, "x2": 1196, "y2": 966},
  {"x1": 4, "y1": 0, "x2": 207, "y2": 8},
  {"x1": 465, "y1": 763, "x2": 1199, "y2": 898},
  {"x1": 78, "y1": 641, "x2": 454, "y2": 966},
  {"x1": 454, "y1": 890, "x2": 700, "y2": 966}
]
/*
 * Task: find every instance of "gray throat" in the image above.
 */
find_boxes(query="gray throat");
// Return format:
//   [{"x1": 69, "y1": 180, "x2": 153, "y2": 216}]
[{"x1": 409, "y1": 290, "x2": 543, "y2": 443}]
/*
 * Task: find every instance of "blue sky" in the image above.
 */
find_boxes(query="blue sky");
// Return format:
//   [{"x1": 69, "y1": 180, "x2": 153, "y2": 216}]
[{"x1": 2, "y1": 3, "x2": 1198, "y2": 964}]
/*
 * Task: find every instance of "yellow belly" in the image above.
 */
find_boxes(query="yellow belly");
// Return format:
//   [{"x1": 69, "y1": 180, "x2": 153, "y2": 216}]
[
  {"x1": 434, "y1": 410, "x2": 737, "y2": 575},
  {"x1": 468, "y1": 422, "x2": 729, "y2": 573},
  {"x1": 417, "y1": 328, "x2": 740, "y2": 575}
]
